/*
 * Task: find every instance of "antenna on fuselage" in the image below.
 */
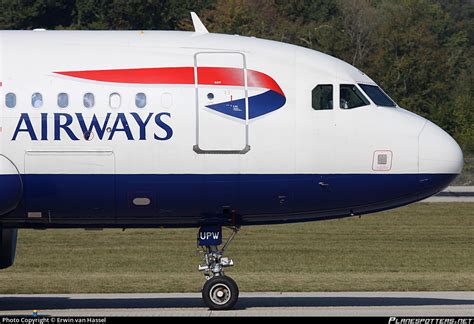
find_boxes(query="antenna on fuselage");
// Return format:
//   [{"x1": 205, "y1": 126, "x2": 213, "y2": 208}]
[{"x1": 191, "y1": 12, "x2": 209, "y2": 34}]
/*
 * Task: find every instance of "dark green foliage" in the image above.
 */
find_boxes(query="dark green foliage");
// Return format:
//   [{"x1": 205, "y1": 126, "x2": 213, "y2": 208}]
[
  {"x1": 0, "y1": 0, "x2": 75, "y2": 29},
  {"x1": 0, "y1": 0, "x2": 472, "y2": 154},
  {"x1": 0, "y1": 0, "x2": 215, "y2": 30},
  {"x1": 71, "y1": 0, "x2": 214, "y2": 30}
]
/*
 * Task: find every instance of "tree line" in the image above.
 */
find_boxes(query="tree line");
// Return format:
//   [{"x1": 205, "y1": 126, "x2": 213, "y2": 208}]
[{"x1": 0, "y1": 0, "x2": 472, "y2": 153}]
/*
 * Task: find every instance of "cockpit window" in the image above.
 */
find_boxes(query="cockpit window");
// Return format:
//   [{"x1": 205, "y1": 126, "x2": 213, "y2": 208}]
[
  {"x1": 358, "y1": 84, "x2": 396, "y2": 107},
  {"x1": 312, "y1": 85, "x2": 333, "y2": 110},
  {"x1": 340, "y1": 84, "x2": 370, "y2": 109}
]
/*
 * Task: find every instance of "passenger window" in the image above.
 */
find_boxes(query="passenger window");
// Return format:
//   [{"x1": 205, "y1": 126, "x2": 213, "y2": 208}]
[
  {"x1": 32, "y1": 93, "x2": 43, "y2": 108},
  {"x1": 340, "y1": 84, "x2": 370, "y2": 109},
  {"x1": 109, "y1": 93, "x2": 121, "y2": 109},
  {"x1": 83, "y1": 93, "x2": 94, "y2": 108},
  {"x1": 5, "y1": 93, "x2": 16, "y2": 108},
  {"x1": 312, "y1": 85, "x2": 333, "y2": 110},
  {"x1": 58, "y1": 93, "x2": 69, "y2": 108},
  {"x1": 135, "y1": 93, "x2": 146, "y2": 108}
]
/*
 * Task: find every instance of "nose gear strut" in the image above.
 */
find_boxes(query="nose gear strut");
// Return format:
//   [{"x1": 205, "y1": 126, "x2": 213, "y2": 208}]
[{"x1": 197, "y1": 226, "x2": 240, "y2": 310}]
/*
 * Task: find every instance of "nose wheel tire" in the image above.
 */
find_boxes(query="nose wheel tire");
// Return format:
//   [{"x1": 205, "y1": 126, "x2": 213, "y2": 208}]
[{"x1": 202, "y1": 276, "x2": 239, "y2": 310}]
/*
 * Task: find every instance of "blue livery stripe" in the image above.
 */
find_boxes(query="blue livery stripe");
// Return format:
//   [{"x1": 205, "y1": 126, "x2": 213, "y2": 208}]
[
  {"x1": 205, "y1": 90, "x2": 286, "y2": 120},
  {"x1": 0, "y1": 173, "x2": 457, "y2": 228}
]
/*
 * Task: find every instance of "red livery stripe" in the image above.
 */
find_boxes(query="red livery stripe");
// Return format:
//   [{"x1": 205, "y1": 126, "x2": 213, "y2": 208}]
[
  {"x1": 55, "y1": 67, "x2": 284, "y2": 96},
  {"x1": 57, "y1": 67, "x2": 194, "y2": 85}
]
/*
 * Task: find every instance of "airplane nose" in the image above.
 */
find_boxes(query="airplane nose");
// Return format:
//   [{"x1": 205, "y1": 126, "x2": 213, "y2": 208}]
[{"x1": 419, "y1": 121, "x2": 464, "y2": 175}]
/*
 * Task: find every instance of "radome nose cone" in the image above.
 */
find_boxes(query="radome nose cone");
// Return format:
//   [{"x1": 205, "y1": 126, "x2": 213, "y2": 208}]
[{"x1": 419, "y1": 121, "x2": 464, "y2": 174}]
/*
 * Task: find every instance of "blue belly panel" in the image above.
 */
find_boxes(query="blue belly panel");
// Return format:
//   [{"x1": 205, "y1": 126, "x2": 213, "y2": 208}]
[{"x1": 0, "y1": 173, "x2": 457, "y2": 227}]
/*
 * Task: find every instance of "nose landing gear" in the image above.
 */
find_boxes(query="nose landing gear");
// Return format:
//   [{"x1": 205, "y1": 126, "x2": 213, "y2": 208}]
[{"x1": 198, "y1": 226, "x2": 240, "y2": 310}]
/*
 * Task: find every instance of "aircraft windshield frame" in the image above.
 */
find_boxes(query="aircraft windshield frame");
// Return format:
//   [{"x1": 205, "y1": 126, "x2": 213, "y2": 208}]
[{"x1": 358, "y1": 84, "x2": 397, "y2": 108}]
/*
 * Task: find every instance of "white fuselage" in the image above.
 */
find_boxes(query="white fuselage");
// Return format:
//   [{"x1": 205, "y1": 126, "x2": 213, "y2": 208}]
[{"x1": 0, "y1": 30, "x2": 463, "y2": 227}]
